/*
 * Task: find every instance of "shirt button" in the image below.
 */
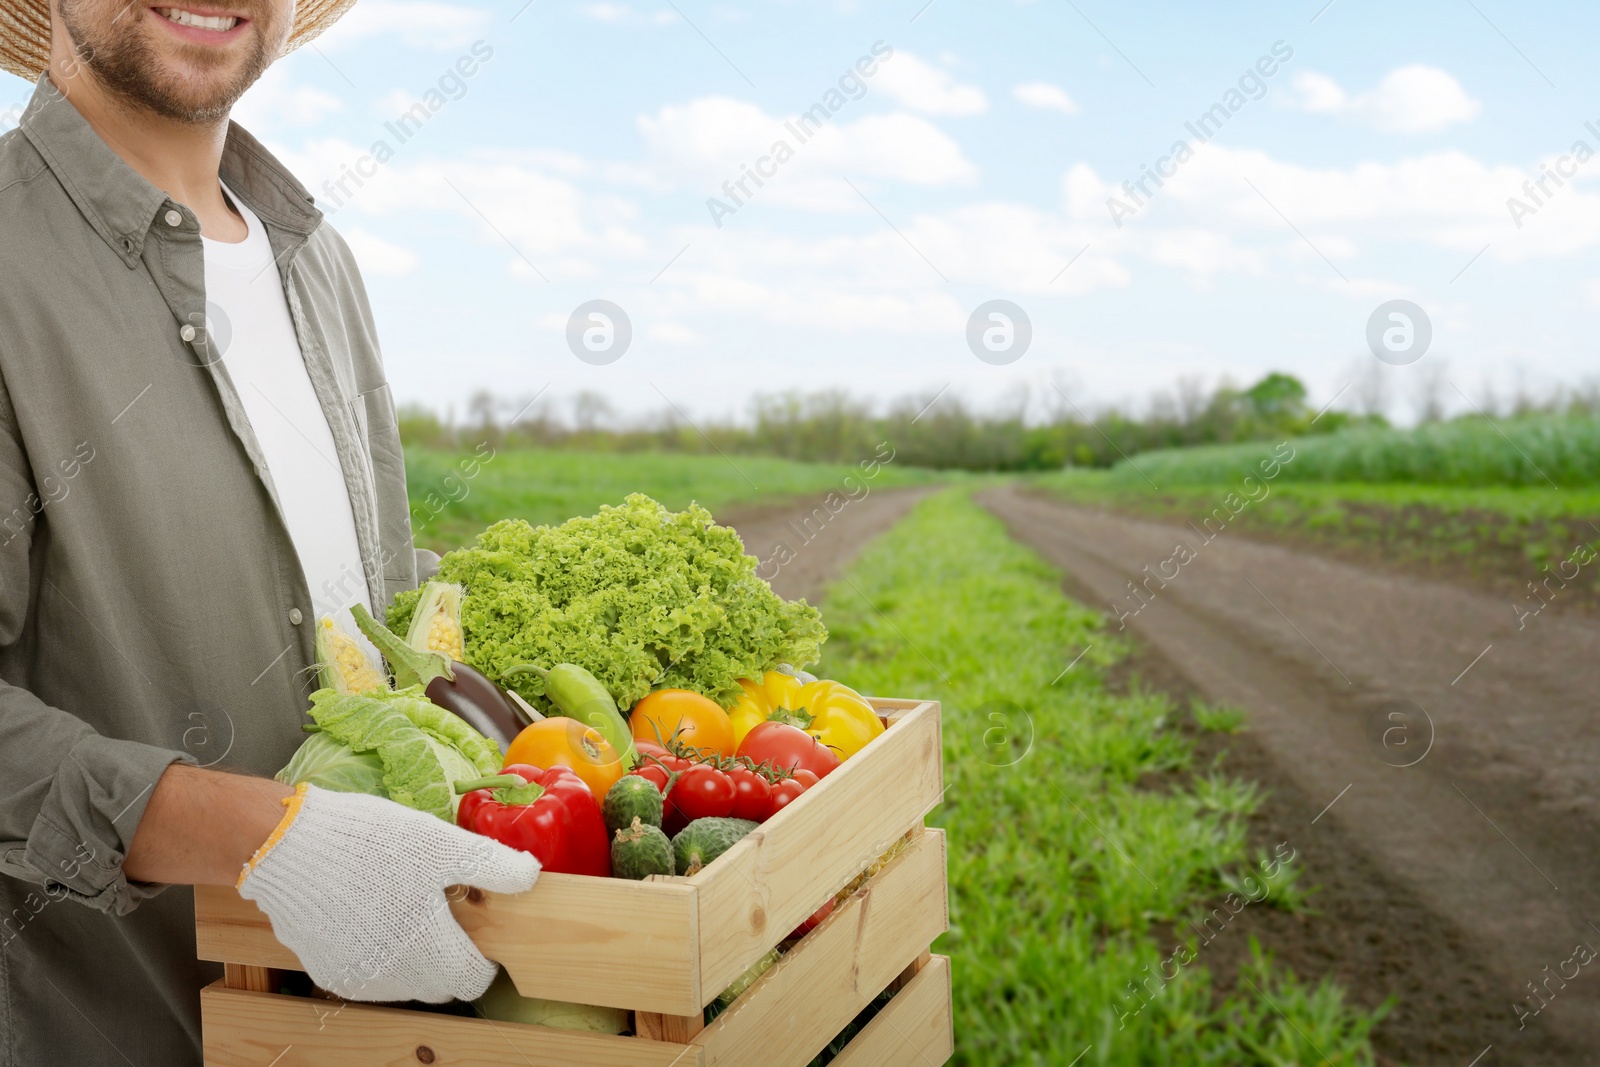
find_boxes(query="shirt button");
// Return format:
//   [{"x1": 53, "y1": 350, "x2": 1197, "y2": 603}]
[
  {"x1": 180, "y1": 324, "x2": 197, "y2": 343},
  {"x1": 288, "y1": 608, "x2": 304, "y2": 625},
  {"x1": 164, "y1": 209, "x2": 183, "y2": 228}
]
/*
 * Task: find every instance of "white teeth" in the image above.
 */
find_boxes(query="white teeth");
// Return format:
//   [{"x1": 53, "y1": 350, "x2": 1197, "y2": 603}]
[{"x1": 156, "y1": 7, "x2": 239, "y2": 31}]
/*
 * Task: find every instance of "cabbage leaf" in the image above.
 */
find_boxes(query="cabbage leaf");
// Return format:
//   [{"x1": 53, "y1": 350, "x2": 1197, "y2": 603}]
[{"x1": 276, "y1": 686, "x2": 503, "y2": 821}]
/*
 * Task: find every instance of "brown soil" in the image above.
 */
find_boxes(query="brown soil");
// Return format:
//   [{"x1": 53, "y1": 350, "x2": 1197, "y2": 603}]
[
  {"x1": 720, "y1": 486, "x2": 937, "y2": 604},
  {"x1": 1067, "y1": 489, "x2": 1600, "y2": 620},
  {"x1": 979, "y1": 485, "x2": 1600, "y2": 1066}
]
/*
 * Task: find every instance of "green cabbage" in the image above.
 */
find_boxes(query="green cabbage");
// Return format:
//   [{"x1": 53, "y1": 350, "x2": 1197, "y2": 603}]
[
  {"x1": 275, "y1": 732, "x2": 387, "y2": 798},
  {"x1": 276, "y1": 686, "x2": 503, "y2": 821},
  {"x1": 474, "y1": 969, "x2": 628, "y2": 1033},
  {"x1": 387, "y1": 494, "x2": 826, "y2": 710}
]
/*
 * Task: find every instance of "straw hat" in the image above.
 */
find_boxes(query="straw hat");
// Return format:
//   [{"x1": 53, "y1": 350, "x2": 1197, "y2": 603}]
[{"x1": 0, "y1": 0, "x2": 357, "y2": 81}]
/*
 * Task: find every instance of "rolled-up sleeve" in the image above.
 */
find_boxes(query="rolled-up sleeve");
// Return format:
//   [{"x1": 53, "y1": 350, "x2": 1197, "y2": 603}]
[{"x1": 7, "y1": 727, "x2": 193, "y2": 915}]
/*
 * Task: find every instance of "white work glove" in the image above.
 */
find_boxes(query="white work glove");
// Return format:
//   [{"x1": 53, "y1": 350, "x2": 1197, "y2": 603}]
[{"x1": 237, "y1": 784, "x2": 539, "y2": 1003}]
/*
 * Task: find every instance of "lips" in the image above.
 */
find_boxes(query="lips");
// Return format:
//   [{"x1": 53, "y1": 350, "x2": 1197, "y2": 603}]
[
  {"x1": 149, "y1": 5, "x2": 250, "y2": 40},
  {"x1": 156, "y1": 7, "x2": 237, "y2": 30}
]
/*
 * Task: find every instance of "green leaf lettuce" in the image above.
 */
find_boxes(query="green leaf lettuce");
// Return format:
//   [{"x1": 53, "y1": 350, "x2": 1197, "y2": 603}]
[{"x1": 387, "y1": 494, "x2": 826, "y2": 710}]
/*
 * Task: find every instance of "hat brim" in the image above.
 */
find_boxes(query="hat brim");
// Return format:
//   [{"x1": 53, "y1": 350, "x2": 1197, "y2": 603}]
[{"x1": 0, "y1": 0, "x2": 358, "y2": 83}]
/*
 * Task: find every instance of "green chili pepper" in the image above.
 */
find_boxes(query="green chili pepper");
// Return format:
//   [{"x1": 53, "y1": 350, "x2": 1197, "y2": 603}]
[{"x1": 503, "y1": 662, "x2": 637, "y2": 765}]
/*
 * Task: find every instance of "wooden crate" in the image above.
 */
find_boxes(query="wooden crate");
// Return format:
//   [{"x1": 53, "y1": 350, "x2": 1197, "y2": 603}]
[{"x1": 197, "y1": 699, "x2": 950, "y2": 1065}]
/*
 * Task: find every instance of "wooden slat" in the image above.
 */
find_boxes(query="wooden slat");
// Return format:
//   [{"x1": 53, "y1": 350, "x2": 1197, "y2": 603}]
[
  {"x1": 195, "y1": 888, "x2": 303, "y2": 971},
  {"x1": 871, "y1": 697, "x2": 941, "y2": 719},
  {"x1": 199, "y1": 982, "x2": 701, "y2": 1067},
  {"x1": 451, "y1": 875, "x2": 701, "y2": 1015},
  {"x1": 829, "y1": 956, "x2": 953, "y2": 1067},
  {"x1": 197, "y1": 874, "x2": 702, "y2": 1016},
  {"x1": 693, "y1": 703, "x2": 944, "y2": 1000},
  {"x1": 695, "y1": 829, "x2": 948, "y2": 1067}
]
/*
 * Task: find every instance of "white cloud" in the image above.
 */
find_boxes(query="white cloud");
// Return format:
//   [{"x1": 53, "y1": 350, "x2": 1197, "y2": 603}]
[
  {"x1": 1147, "y1": 229, "x2": 1264, "y2": 280},
  {"x1": 874, "y1": 52, "x2": 988, "y2": 117},
  {"x1": 578, "y1": 2, "x2": 676, "y2": 24},
  {"x1": 272, "y1": 139, "x2": 624, "y2": 275},
  {"x1": 647, "y1": 321, "x2": 700, "y2": 344},
  {"x1": 1062, "y1": 140, "x2": 1600, "y2": 266},
  {"x1": 1289, "y1": 65, "x2": 1481, "y2": 132},
  {"x1": 340, "y1": 227, "x2": 422, "y2": 275},
  {"x1": 317, "y1": 1, "x2": 494, "y2": 51},
  {"x1": 636, "y1": 96, "x2": 979, "y2": 213},
  {"x1": 1012, "y1": 81, "x2": 1079, "y2": 115}
]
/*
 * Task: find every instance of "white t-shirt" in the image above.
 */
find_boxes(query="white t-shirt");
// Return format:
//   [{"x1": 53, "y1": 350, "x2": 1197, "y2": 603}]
[{"x1": 203, "y1": 188, "x2": 372, "y2": 641}]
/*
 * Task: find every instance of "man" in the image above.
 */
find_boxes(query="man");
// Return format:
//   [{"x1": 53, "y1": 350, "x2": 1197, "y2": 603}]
[{"x1": 0, "y1": 2, "x2": 539, "y2": 1063}]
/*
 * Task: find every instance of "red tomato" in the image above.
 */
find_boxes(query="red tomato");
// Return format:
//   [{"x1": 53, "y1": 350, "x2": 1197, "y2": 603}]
[
  {"x1": 788, "y1": 897, "x2": 835, "y2": 940},
  {"x1": 738, "y1": 722, "x2": 841, "y2": 780},
  {"x1": 633, "y1": 740, "x2": 671, "y2": 765},
  {"x1": 766, "y1": 777, "x2": 806, "y2": 818},
  {"x1": 631, "y1": 763, "x2": 671, "y2": 792},
  {"x1": 669, "y1": 764, "x2": 736, "y2": 822},
  {"x1": 727, "y1": 765, "x2": 772, "y2": 822},
  {"x1": 791, "y1": 769, "x2": 820, "y2": 788}
]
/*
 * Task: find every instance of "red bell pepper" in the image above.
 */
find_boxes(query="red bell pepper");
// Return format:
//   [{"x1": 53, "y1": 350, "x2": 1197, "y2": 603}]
[{"x1": 454, "y1": 763, "x2": 611, "y2": 877}]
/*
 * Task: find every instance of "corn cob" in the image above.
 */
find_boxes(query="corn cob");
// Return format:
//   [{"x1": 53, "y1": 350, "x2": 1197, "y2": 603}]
[
  {"x1": 403, "y1": 582, "x2": 465, "y2": 663},
  {"x1": 316, "y1": 616, "x2": 390, "y2": 695}
]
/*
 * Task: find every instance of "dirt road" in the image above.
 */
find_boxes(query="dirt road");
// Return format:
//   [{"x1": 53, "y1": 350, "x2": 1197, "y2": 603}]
[
  {"x1": 979, "y1": 485, "x2": 1600, "y2": 1061},
  {"x1": 723, "y1": 485, "x2": 935, "y2": 603}
]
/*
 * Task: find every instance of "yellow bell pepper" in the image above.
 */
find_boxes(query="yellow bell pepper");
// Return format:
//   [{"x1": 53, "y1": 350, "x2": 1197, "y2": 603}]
[
  {"x1": 728, "y1": 676, "x2": 773, "y2": 749},
  {"x1": 729, "y1": 672, "x2": 885, "y2": 757},
  {"x1": 793, "y1": 680, "x2": 884, "y2": 761}
]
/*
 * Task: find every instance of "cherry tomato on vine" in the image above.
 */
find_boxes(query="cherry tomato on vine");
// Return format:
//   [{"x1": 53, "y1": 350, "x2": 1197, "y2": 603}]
[
  {"x1": 633, "y1": 740, "x2": 671, "y2": 764},
  {"x1": 630, "y1": 763, "x2": 671, "y2": 792},
  {"x1": 669, "y1": 764, "x2": 736, "y2": 822},
  {"x1": 791, "y1": 769, "x2": 820, "y2": 788},
  {"x1": 766, "y1": 777, "x2": 807, "y2": 818},
  {"x1": 727, "y1": 765, "x2": 772, "y2": 822}
]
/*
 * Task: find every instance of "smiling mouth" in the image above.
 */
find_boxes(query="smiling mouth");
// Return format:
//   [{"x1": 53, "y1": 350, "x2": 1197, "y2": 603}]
[{"x1": 153, "y1": 7, "x2": 243, "y2": 31}]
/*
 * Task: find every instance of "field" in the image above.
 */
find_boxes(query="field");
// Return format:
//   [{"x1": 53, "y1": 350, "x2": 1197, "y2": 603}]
[
  {"x1": 403, "y1": 445, "x2": 937, "y2": 553},
  {"x1": 815, "y1": 491, "x2": 1385, "y2": 1065},
  {"x1": 1101, "y1": 413, "x2": 1600, "y2": 489},
  {"x1": 1035, "y1": 417, "x2": 1600, "y2": 611}
]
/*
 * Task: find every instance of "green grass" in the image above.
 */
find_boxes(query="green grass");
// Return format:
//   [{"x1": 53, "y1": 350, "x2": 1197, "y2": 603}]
[
  {"x1": 1099, "y1": 413, "x2": 1600, "y2": 489},
  {"x1": 404, "y1": 445, "x2": 937, "y2": 552},
  {"x1": 817, "y1": 490, "x2": 1387, "y2": 1065}
]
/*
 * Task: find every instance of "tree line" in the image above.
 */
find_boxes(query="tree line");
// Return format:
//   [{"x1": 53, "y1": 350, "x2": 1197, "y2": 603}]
[{"x1": 398, "y1": 371, "x2": 1597, "y2": 472}]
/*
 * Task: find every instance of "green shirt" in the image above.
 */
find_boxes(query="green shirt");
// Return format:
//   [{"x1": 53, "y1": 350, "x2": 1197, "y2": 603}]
[{"x1": 0, "y1": 75, "x2": 421, "y2": 1065}]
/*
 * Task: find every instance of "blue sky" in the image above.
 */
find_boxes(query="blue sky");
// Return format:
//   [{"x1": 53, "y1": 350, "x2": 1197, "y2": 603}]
[{"x1": 6, "y1": 0, "x2": 1600, "y2": 428}]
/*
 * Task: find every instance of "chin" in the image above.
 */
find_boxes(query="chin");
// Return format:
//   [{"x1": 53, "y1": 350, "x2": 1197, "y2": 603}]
[{"x1": 60, "y1": 0, "x2": 285, "y2": 123}]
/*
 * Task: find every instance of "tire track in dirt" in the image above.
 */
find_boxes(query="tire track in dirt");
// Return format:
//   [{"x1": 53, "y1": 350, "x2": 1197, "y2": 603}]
[
  {"x1": 979, "y1": 484, "x2": 1600, "y2": 1064},
  {"x1": 722, "y1": 486, "x2": 937, "y2": 603}
]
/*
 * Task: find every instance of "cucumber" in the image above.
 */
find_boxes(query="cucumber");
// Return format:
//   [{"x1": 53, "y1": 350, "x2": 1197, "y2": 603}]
[
  {"x1": 672, "y1": 817, "x2": 759, "y2": 876},
  {"x1": 612, "y1": 818, "x2": 674, "y2": 880},
  {"x1": 603, "y1": 775, "x2": 664, "y2": 836}
]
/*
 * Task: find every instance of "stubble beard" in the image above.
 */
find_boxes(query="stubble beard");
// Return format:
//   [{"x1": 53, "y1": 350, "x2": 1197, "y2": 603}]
[{"x1": 57, "y1": 1, "x2": 278, "y2": 124}]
